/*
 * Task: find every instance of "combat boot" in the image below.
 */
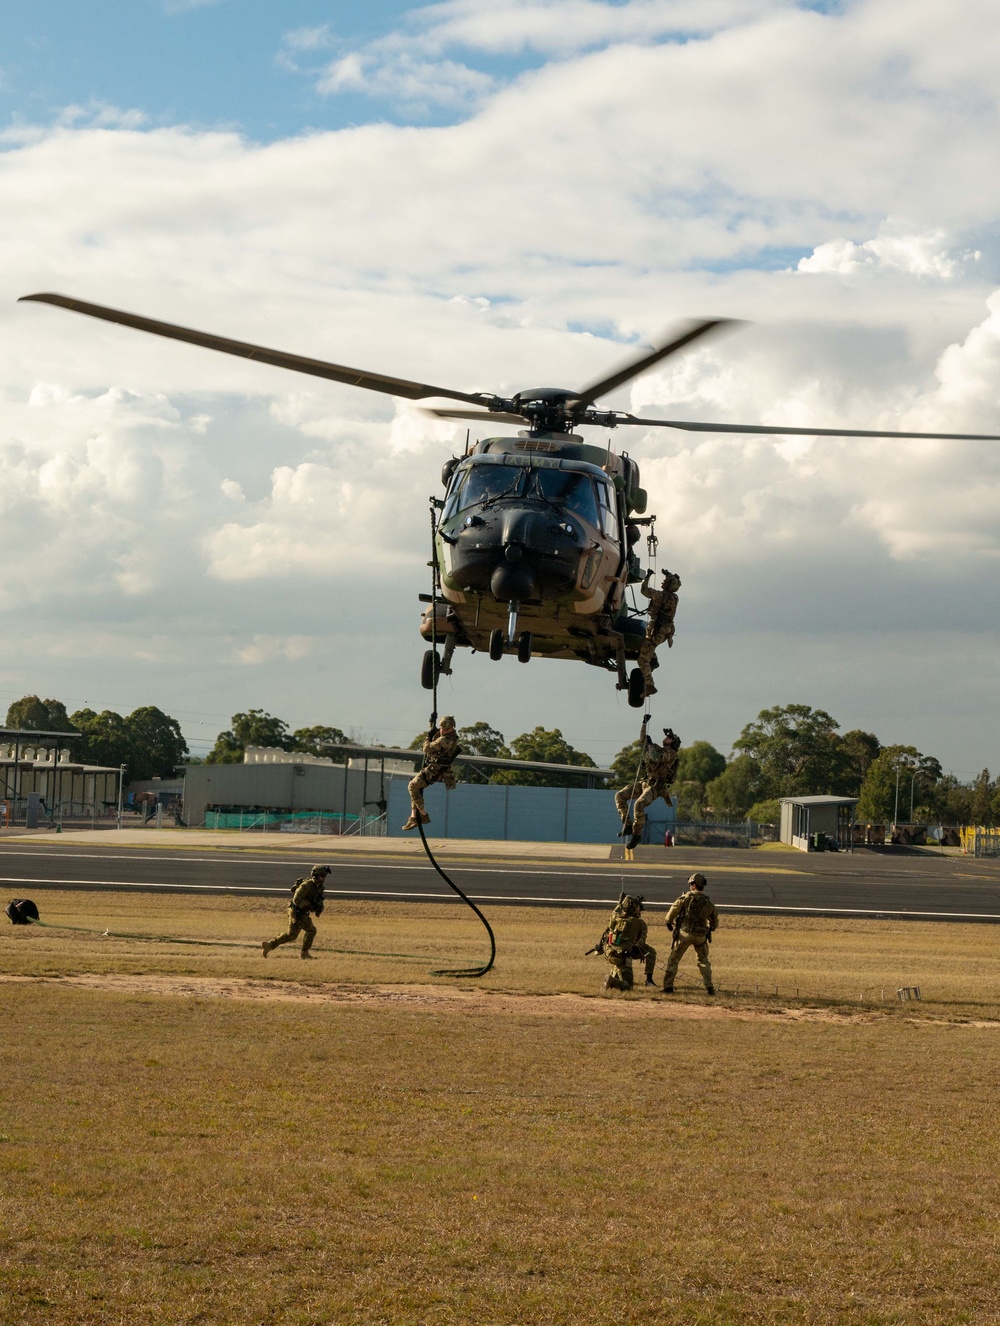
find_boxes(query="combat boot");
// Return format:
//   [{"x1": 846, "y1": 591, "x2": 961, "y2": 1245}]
[
  {"x1": 661, "y1": 984, "x2": 674, "y2": 994},
  {"x1": 705, "y1": 986, "x2": 716, "y2": 995},
  {"x1": 618, "y1": 819, "x2": 634, "y2": 837},
  {"x1": 300, "y1": 951, "x2": 315, "y2": 960},
  {"x1": 645, "y1": 977, "x2": 656, "y2": 986},
  {"x1": 402, "y1": 814, "x2": 420, "y2": 831},
  {"x1": 261, "y1": 941, "x2": 271, "y2": 958},
  {"x1": 626, "y1": 832, "x2": 641, "y2": 851},
  {"x1": 420, "y1": 811, "x2": 431, "y2": 823}
]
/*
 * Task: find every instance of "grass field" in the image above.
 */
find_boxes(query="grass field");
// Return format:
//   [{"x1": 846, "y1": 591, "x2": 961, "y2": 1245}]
[{"x1": 2, "y1": 891, "x2": 999, "y2": 1324}]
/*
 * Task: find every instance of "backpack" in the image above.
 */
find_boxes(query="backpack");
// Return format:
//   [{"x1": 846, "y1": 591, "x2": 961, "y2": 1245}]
[
  {"x1": 679, "y1": 891, "x2": 713, "y2": 931},
  {"x1": 6, "y1": 898, "x2": 39, "y2": 926}
]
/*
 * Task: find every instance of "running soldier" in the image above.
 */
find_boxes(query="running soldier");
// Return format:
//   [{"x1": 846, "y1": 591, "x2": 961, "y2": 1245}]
[
  {"x1": 261, "y1": 864, "x2": 330, "y2": 960},
  {"x1": 403, "y1": 715, "x2": 460, "y2": 831},
  {"x1": 615, "y1": 720, "x2": 681, "y2": 851},
  {"x1": 636, "y1": 568, "x2": 681, "y2": 698},
  {"x1": 596, "y1": 894, "x2": 657, "y2": 991},
  {"x1": 662, "y1": 872, "x2": 718, "y2": 994}
]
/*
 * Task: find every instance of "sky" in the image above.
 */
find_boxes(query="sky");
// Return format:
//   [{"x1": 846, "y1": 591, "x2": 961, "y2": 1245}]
[{"x1": 1, "y1": 0, "x2": 1000, "y2": 772}]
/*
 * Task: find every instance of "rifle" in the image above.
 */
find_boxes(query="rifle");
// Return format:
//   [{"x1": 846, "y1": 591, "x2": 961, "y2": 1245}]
[{"x1": 584, "y1": 935, "x2": 609, "y2": 957}]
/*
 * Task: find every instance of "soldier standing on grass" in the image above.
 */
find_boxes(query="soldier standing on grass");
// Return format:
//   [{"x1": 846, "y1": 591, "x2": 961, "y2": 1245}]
[
  {"x1": 662, "y1": 873, "x2": 718, "y2": 994},
  {"x1": 261, "y1": 865, "x2": 330, "y2": 960}
]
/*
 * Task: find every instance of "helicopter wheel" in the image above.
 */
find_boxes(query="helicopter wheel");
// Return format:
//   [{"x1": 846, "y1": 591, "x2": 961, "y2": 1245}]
[
  {"x1": 517, "y1": 631, "x2": 532, "y2": 664},
  {"x1": 421, "y1": 649, "x2": 440, "y2": 691},
  {"x1": 627, "y1": 668, "x2": 645, "y2": 708},
  {"x1": 489, "y1": 628, "x2": 504, "y2": 661}
]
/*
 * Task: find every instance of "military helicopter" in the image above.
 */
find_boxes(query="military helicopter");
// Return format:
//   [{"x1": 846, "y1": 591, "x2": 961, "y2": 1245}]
[{"x1": 19, "y1": 292, "x2": 1000, "y2": 706}]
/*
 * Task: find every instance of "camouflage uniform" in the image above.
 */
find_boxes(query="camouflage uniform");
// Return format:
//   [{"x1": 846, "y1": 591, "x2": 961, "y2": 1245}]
[
  {"x1": 636, "y1": 569, "x2": 681, "y2": 697},
  {"x1": 262, "y1": 865, "x2": 330, "y2": 959},
  {"x1": 600, "y1": 895, "x2": 657, "y2": 991},
  {"x1": 403, "y1": 718, "x2": 460, "y2": 830},
  {"x1": 615, "y1": 731, "x2": 681, "y2": 845},
  {"x1": 662, "y1": 874, "x2": 718, "y2": 993}
]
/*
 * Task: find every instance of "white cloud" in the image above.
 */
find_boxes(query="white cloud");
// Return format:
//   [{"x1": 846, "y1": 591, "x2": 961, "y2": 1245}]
[
  {"x1": 798, "y1": 226, "x2": 980, "y2": 279},
  {"x1": 3, "y1": 0, "x2": 1000, "y2": 770}
]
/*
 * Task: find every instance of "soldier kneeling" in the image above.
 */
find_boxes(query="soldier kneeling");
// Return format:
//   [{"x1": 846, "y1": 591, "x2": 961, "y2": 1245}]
[{"x1": 596, "y1": 894, "x2": 657, "y2": 991}]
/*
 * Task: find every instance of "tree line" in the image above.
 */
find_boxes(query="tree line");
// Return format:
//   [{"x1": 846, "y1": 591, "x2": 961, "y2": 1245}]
[
  {"x1": 9, "y1": 694, "x2": 996, "y2": 824},
  {"x1": 5, "y1": 696, "x2": 188, "y2": 783}
]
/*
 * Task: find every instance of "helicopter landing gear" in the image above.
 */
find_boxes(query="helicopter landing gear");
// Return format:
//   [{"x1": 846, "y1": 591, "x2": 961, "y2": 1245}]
[
  {"x1": 421, "y1": 649, "x2": 441, "y2": 691},
  {"x1": 517, "y1": 631, "x2": 532, "y2": 664},
  {"x1": 627, "y1": 667, "x2": 645, "y2": 708},
  {"x1": 507, "y1": 600, "x2": 520, "y2": 641},
  {"x1": 489, "y1": 629, "x2": 504, "y2": 661}
]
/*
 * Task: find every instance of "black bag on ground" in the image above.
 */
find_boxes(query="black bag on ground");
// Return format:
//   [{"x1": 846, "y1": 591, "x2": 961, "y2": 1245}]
[{"x1": 6, "y1": 898, "x2": 39, "y2": 925}]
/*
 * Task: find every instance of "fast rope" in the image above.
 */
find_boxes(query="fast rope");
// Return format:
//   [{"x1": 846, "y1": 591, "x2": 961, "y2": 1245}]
[
  {"x1": 31, "y1": 918, "x2": 434, "y2": 963},
  {"x1": 413, "y1": 496, "x2": 496, "y2": 978}
]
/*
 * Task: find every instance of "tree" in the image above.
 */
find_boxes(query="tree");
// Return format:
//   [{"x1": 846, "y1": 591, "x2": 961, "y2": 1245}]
[
  {"x1": 125, "y1": 706, "x2": 189, "y2": 780},
  {"x1": 733, "y1": 704, "x2": 846, "y2": 799},
  {"x1": 856, "y1": 746, "x2": 942, "y2": 823},
  {"x1": 291, "y1": 725, "x2": 348, "y2": 765},
  {"x1": 206, "y1": 709, "x2": 291, "y2": 764},
  {"x1": 676, "y1": 741, "x2": 727, "y2": 787},
  {"x1": 5, "y1": 695, "x2": 76, "y2": 733},
  {"x1": 491, "y1": 726, "x2": 597, "y2": 787},
  {"x1": 454, "y1": 721, "x2": 510, "y2": 783},
  {"x1": 609, "y1": 737, "x2": 645, "y2": 789},
  {"x1": 705, "y1": 754, "x2": 764, "y2": 819},
  {"x1": 70, "y1": 709, "x2": 133, "y2": 769},
  {"x1": 969, "y1": 769, "x2": 996, "y2": 828},
  {"x1": 747, "y1": 798, "x2": 783, "y2": 825},
  {"x1": 839, "y1": 730, "x2": 881, "y2": 796}
]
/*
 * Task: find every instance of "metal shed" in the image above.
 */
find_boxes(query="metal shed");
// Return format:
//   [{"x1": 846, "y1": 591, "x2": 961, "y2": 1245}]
[{"x1": 780, "y1": 795, "x2": 858, "y2": 852}]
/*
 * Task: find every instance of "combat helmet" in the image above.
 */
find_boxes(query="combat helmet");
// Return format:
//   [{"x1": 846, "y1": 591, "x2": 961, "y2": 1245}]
[
  {"x1": 311, "y1": 864, "x2": 332, "y2": 879},
  {"x1": 687, "y1": 873, "x2": 706, "y2": 889},
  {"x1": 619, "y1": 893, "x2": 644, "y2": 916}
]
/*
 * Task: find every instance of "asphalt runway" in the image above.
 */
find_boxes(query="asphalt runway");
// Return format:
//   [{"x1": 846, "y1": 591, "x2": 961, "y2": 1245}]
[{"x1": 3, "y1": 840, "x2": 1000, "y2": 922}]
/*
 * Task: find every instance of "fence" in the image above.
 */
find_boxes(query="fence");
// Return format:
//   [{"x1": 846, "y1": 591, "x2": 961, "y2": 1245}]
[
  {"x1": 966, "y1": 827, "x2": 1000, "y2": 858},
  {"x1": 670, "y1": 821, "x2": 754, "y2": 848},
  {"x1": 203, "y1": 809, "x2": 387, "y2": 836}
]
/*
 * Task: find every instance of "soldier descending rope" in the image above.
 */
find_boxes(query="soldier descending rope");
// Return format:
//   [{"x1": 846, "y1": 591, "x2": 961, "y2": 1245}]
[
  {"x1": 615, "y1": 718, "x2": 681, "y2": 851},
  {"x1": 636, "y1": 567, "x2": 681, "y2": 698},
  {"x1": 402, "y1": 715, "x2": 461, "y2": 831}
]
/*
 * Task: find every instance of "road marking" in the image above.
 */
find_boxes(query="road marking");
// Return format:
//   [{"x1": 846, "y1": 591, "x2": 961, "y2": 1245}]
[{"x1": 6, "y1": 876, "x2": 1000, "y2": 919}]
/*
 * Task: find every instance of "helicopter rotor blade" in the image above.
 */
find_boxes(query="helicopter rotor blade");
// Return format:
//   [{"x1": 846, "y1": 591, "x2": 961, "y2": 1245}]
[
  {"x1": 18, "y1": 292, "x2": 495, "y2": 408},
  {"x1": 615, "y1": 414, "x2": 1000, "y2": 441},
  {"x1": 419, "y1": 406, "x2": 530, "y2": 426},
  {"x1": 571, "y1": 318, "x2": 740, "y2": 409}
]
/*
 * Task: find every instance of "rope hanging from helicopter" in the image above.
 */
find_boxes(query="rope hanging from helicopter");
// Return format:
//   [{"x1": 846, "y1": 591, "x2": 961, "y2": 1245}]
[{"x1": 415, "y1": 497, "x2": 497, "y2": 979}]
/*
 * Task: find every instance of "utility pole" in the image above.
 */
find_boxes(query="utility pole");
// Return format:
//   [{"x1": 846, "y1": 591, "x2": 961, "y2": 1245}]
[
  {"x1": 894, "y1": 767, "x2": 900, "y2": 825},
  {"x1": 910, "y1": 772, "x2": 917, "y2": 822},
  {"x1": 117, "y1": 764, "x2": 126, "y2": 830}
]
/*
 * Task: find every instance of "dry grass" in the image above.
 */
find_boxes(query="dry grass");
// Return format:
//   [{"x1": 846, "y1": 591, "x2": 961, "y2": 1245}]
[
  {"x1": 1, "y1": 892, "x2": 999, "y2": 1324},
  {"x1": 4, "y1": 889, "x2": 1000, "y2": 1018}
]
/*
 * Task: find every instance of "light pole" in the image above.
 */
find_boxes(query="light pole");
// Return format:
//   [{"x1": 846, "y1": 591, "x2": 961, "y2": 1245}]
[
  {"x1": 117, "y1": 764, "x2": 126, "y2": 830},
  {"x1": 910, "y1": 772, "x2": 917, "y2": 822},
  {"x1": 894, "y1": 767, "x2": 900, "y2": 825}
]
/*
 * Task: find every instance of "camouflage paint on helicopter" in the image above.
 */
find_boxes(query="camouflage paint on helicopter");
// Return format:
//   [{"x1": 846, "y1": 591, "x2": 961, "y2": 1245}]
[
  {"x1": 420, "y1": 430, "x2": 654, "y2": 704},
  {"x1": 19, "y1": 292, "x2": 1000, "y2": 707}
]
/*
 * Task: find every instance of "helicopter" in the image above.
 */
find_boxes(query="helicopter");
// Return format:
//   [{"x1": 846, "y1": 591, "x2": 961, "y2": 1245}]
[{"x1": 18, "y1": 292, "x2": 1000, "y2": 707}]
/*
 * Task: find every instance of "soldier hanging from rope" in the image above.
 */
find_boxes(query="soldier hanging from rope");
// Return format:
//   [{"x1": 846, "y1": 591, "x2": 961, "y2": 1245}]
[
  {"x1": 402, "y1": 715, "x2": 461, "y2": 831},
  {"x1": 636, "y1": 567, "x2": 681, "y2": 698},
  {"x1": 615, "y1": 717, "x2": 682, "y2": 852}
]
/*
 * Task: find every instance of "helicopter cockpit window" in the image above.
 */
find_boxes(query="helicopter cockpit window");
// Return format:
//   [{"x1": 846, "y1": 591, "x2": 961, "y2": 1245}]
[
  {"x1": 453, "y1": 465, "x2": 525, "y2": 513},
  {"x1": 528, "y1": 469, "x2": 601, "y2": 528},
  {"x1": 596, "y1": 480, "x2": 619, "y2": 539}
]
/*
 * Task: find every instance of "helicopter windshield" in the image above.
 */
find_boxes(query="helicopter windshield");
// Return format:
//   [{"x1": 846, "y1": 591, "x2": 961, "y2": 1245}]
[
  {"x1": 453, "y1": 465, "x2": 525, "y2": 512},
  {"x1": 528, "y1": 469, "x2": 601, "y2": 528}
]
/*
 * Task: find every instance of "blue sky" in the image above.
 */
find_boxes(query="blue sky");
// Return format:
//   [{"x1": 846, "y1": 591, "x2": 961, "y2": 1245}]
[{"x1": 0, "y1": 0, "x2": 546, "y2": 137}]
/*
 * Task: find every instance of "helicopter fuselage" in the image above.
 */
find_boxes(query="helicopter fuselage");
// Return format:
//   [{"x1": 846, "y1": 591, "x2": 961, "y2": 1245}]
[{"x1": 420, "y1": 429, "x2": 652, "y2": 676}]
